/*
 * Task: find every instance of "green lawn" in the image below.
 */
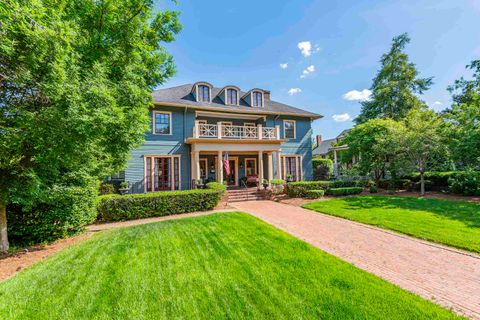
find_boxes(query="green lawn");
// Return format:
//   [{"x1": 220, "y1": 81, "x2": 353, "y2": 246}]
[
  {"x1": 303, "y1": 196, "x2": 480, "y2": 253},
  {"x1": 0, "y1": 212, "x2": 460, "y2": 319}
]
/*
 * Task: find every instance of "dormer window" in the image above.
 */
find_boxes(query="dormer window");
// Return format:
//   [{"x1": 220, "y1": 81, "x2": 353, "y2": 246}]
[
  {"x1": 226, "y1": 88, "x2": 238, "y2": 105},
  {"x1": 252, "y1": 91, "x2": 263, "y2": 107},
  {"x1": 198, "y1": 85, "x2": 210, "y2": 102}
]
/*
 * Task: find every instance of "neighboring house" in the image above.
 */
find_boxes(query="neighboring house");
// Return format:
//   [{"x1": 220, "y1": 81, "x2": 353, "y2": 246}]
[
  {"x1": 123, "y1": 82, "x2": 321, "y2": 193},
  {"x1": 312, "y1": 129, "x2": 351, "y2": 176}
]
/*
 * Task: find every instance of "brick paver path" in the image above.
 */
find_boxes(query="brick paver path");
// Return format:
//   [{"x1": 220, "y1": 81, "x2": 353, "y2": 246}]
[{"x1": 232, "y1": 200, "x2": 480, "y2": 319}]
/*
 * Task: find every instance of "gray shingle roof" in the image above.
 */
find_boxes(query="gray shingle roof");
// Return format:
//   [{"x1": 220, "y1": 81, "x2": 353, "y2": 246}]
[
  {"x1": 152, "y1": 84, "x2": 322, "y2": 119},
  {"x1": 312, "y1": 138, "x2": 336, "y2": 155}
]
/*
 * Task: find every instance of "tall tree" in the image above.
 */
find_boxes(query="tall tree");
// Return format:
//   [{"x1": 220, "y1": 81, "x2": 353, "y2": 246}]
[
  {"x1": 0, "y1": 0, "x2": 181, "y2": 251},
  {"x1": 342, "y1": 118, "x2": 405, "y2": 186},
  {"x1": 356, "y1": 33, "x2": 433, "y2": 124},
  {"x1": 443, "y1": 60, "x2": 480, "y2": 167},
  {"x1": 401, "y1": 109, "x2": 447, "y2": 196}
]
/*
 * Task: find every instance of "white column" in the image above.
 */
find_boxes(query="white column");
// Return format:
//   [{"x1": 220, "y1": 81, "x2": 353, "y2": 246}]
[
  {"x1": 275, "y1": 125, "x2": 280, "y2": 140},
  {"x1": 275, "y1": 151, "x2": 281, "y2": 179},
  {"x1": 257, "y1": 124, "x2": 263, "y2": 140},
  {"x1": 267, "y1": 152, "x2": 273, "y2": 187},
  {"x1": 333, "y1": 150, "x2": 338, "y2": 177},
  {"x1": 194, "y1": 120, "x2": 200, "y2": 138},
  {"x1": 190, "y1": 152, "x2": 195, "y2": 188},
  {"x1": 258, "y1": 151, "x2": 264, "y2": 187},
  {"x1": 194, "y1": 151, "x2": 200, "y2": 181},
  {"x1": 217, "y1": 151, "x2": 223, "y2": 183}
]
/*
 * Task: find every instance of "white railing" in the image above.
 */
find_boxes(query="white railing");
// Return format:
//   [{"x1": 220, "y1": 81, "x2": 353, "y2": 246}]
[{"x1": 194, "y1": 122, "x2": 280, "y2": 140}]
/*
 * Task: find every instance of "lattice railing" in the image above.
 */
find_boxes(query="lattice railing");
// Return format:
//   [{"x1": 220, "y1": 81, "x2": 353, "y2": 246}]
[
  {"x1": 196, "y1": 123, "x2": 277, "y2": 140},
  {"x1": 198, "y1": 124, "x2": 217, "y2": 137},
  {"x1": 262, "y1": 127, "x2": 276, "y2": 140}
]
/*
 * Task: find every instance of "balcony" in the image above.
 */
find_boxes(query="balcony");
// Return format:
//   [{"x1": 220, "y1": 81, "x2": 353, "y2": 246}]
[{"x1": 192, "y1": 122, "x2": 281, "y2": 140}]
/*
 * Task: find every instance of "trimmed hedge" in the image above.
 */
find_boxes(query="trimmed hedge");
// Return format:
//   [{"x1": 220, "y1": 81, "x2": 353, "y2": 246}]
[
  {"x1": 286, "y1": 180, "x2": 358, "y2": 197},
  {"x1": 305, "y1": 189, "x2": 325, "y2": 199},
  {"x1": 401, "y1": 172, "x2": 455, "y2": 187},
  {"x1": 8, "y1": 183, "x2": 98, "y2": 245},
  {"x1": 205, "y1": 182, "x2": 226, "y2": 195},
  {"x1": 96, "y1": 189, "x2": 222, "y2": 222},
  {"x1": 326, "y1": 187, "x2": 363, "y2": 196}
]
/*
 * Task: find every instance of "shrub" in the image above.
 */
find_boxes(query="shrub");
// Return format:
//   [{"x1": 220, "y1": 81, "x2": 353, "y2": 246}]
[
  {"x1": 448, "y1": 171, "x2": 480, "y2": 196},
  {"x1": 312, "y1": 158, "x2": 333, "y2": 180},
  {"x1": 369, "y1": 186, "x2": 378, "y2": 193},
  {"x1": 401, "y1": 172, "x2": 455, "y2": 187},
  {"x1": 286, "y1": 180, "x2": 359, "y2": 197},
  {"x1": 7, "y1": 183, "x2": 98, "y2": 245},
  {"x1": 99, "y1": 183, "x2": 114, "y2": 195},
  {"x1": 96, "y1": 189, "x2": 222, "y2": 222},
  {"x1": 305, "y1": 189, "x2": 325, "y2": 199},
  {"x1": 326, "y1": 187, "x2": 363, "y2": 196},
  {"x1": 287, "y1": 181, "x2": 333, "y2": 197},
  {"x1": 206, "y1": 182, "x2": 226, "y2": 195}
]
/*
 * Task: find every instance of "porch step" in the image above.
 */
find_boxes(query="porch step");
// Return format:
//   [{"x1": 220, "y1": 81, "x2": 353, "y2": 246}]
[{"x1": 227, "y1": 188, "x2": 266, "y2": 202}]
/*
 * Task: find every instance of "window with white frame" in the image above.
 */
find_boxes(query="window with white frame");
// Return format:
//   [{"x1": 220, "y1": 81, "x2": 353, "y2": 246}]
[
  {"x1": 145, "y1": 155, "x2": 181, "y2": 192},
  {"x1": 281, "y1": 155, "x2": 302, "y2": 182},
  {"x1": 252, "y1": 91, "x2": 263, "y2": 107},
  {"x1": 153, "y1": 111, "x2": 171, "y2": 135},
  {"x1": 198, "y1": 85, "x2": 210, "y2": 102},
  {"x1": 226, "y1": 88, "x2": 238, "y2": 105},
  {"x1": 283, "y1": 120, "x2": 296, "y2": 139}
]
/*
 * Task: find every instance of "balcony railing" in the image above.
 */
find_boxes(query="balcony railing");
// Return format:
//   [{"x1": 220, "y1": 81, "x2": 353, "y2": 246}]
[{"x1": 193, "y1": 122, "x2": 281, "y2": 140}]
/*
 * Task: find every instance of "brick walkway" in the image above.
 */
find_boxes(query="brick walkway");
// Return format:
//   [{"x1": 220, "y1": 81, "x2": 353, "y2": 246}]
[{"x1": 232, "y1": 200, "x2": 480, "y2": 319}]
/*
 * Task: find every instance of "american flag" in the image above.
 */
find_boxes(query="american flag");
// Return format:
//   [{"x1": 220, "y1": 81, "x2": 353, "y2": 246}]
[{"x1": 223, "y1": 152, "x2": 230, "y2": 176}]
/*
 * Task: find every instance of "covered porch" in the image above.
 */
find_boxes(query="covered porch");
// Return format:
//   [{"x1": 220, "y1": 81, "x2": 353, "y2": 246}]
[{"x1": 189, "y1": 141, "x2": 288, "y2": 188}]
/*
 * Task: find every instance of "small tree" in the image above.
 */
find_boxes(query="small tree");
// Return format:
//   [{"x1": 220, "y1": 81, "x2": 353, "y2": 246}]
[
  {"x1": 343, "y1": 119, "x2": 405, "y2": 186},
  {"x1": 401, "y1": 109, "x2": 448, "y2": 196},
  {"x1": 356, "y1": 33, "x2": 432, "y2": 124}
]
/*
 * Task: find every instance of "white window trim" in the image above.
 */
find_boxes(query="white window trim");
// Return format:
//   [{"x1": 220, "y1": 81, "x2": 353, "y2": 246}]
[
  {"x1": 281, "y1": 154, "x2": 303, "y2": 182},
  {"x1": 143, "y1": 154, "x2": 182, "y2": 192},
  {"x1": 225, "y1": 88, "x2": 239, "y2": 105},
  {"x1": 251, "y1": 91, "x2": 264, "y2": 107},
  {"x1": 196, "y1": 84, "x2": 212, "y2": 103},
  {"x1": 152, "y1": 111, "x2": 172, "y2": 135},
  {"x1": 199, "y1": 158, "x2": 208, "y2": 180},
  {"x1": 283, "y1": 119, "x2": 296, "y2": 140},
  {"x1": 244, "y1": 157, "x2": 257, "y2": 175}
]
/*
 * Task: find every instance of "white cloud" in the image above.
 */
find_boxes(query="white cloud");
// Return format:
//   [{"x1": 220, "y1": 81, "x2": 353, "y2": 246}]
[
  {"x1": 342, "y1": 89, "x2": 372, "y2": 101},
  {"x1": 279, "y1": 63, "x2": 288, "y2": 69},
  {"x1": 300, "y1": 65, "x2": 315, "y2": 78},
  {"x1": 332, "y1": 113, "x2": 352, "y2": 122},
  {"x1": 288, "y1": 88, "x2": 302, "y2": 95},
  {"x1": 298, "y1": 41, "x2": 312, "y2": 57},
  {"x1": 432, "y1": 101, "x2": 442, "y2": 106}
]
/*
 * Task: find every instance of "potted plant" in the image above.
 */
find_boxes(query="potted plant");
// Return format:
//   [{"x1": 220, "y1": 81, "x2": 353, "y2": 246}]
[
  {"x1": 262, "y1": 179, "x2": 269, "y2": 190},
  {"x1": 119, "y1": 182, "x2": 129, "y2": 195}
]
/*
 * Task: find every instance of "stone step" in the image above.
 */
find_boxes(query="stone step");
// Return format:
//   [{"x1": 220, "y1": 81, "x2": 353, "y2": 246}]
[{"x1": 228, "y1": 196, "x2": 265, "y2": 202}]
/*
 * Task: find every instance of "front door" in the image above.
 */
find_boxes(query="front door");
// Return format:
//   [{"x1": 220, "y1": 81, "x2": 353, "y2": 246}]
[
  {"x1": 224, "y1": 158, "x2": 237, "y2": 186},
  {"x1": 155, "y1": 157, "x2": 171, "y2": 190}
]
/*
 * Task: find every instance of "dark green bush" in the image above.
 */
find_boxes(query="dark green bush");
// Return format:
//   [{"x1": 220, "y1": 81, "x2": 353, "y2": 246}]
[
  {"x1": 448, "y1": 171, "x2": 480, "y2": 196},
  {"x1": 205, "y1": 182, "x2": 226, "y2": 195},
  {"x1": 401, "y1": 172, "x2": 455, "y2": 187},
  {"x1": 96, "y1": 189, "x2": 222, "y2": 222},
  {"x1": 312, "y1": 158, "x2": 333, "y2": 180},
  {"x1": 305, "y1": 189, "x2": 325, "y2": 199},
  {"x1": 7, "y1": 183, "x2": 98, "y2": 245},
  {"x1": 326, "y1": 187, "x2": 363, "y2": 196},
  {"x1": 99, "y1": 183, "x2": 115, "y2": 195},
  {"x1": 287, "y1": 180, "x2": 359, "y2": 197},
  {"x1": 369, "y1": 186, "x2": 378, "y2": 193}
]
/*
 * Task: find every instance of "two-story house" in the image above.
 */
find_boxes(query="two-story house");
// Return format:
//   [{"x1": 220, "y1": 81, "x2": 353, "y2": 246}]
[{"x1": 124, "y1": 82, "x2": 321, "y2": 193}]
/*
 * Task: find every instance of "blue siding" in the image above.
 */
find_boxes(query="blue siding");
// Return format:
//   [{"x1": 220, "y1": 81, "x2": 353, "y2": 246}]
[{"x1": 125, "y1": 106, "x2": 314, "y2": 193}]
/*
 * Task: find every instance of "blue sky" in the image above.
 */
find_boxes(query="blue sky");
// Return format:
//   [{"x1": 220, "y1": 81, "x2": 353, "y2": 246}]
[{"x1": 157, "y1": 0, "x2": 480, "y2": 139}]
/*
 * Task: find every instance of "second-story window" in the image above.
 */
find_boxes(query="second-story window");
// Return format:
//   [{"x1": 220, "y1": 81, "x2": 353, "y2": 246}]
[
  {"x1": 252, "y1": 91, "x2": 263, "y2": 107},
  {"x1": 154, "y1": 111, "x2": 171, "y2": 135},
  {"x1": 198, "y1": 85, "x2": 210, "y2": 102},
  {"x1": 284, "y1": 120, "x2": 296, "y2": 139},
  {"x1": 227, "y1": 88, "x2": 237, "y2": 105}
]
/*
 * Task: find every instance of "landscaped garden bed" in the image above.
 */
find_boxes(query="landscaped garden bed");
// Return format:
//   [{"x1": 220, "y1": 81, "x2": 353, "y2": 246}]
[
  {"x1": 303, "y1": 196, "x2": 480, "y2": 253},
  {"x1": 0, "y1": 212, "x2": 459, "y2": 319}
]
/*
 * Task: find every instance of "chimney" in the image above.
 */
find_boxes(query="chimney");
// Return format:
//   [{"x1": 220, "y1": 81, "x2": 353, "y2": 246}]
[
  {"x1": 263, "y1": 90, "x2": 270, "y2": 101},
  {"x1": 316, "y1": 135, "x2": 322, "y2": 147}
]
